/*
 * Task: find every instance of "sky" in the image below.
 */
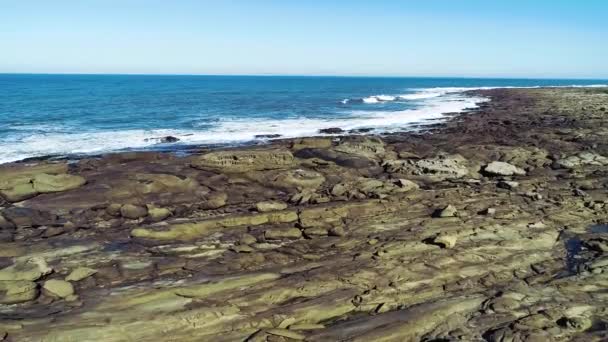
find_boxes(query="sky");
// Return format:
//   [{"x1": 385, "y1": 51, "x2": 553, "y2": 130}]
[{"x1": 1, "y1": 0, "x2": 607, "y2": 78}]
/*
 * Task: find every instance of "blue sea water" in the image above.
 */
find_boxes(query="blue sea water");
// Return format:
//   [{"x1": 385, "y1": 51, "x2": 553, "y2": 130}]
[{"x1": 0, "y1": 74, "x2": 606, "y2": 164}]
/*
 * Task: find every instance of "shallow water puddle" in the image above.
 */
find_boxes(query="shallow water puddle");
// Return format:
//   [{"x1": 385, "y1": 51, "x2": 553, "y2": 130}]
[
  {"x1": 560, "y1": 223, "x2": 608, "y2": 275},
  {"x1": 588, "y1": 224, "x2": 608, "y2": 234}
]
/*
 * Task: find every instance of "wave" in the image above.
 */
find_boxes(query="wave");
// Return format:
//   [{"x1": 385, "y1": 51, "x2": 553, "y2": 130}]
[
  {"x1": 2, "y1": 83, "x2": 605, "y2": 164},
  {"x1": 353, "y1": 84, "x2": 608, "y2": 104}
]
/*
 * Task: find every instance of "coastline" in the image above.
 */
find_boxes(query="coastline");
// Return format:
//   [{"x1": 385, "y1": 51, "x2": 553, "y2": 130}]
[{"x1": 1, "y1": 87, "x2": 608, "y2": 340}]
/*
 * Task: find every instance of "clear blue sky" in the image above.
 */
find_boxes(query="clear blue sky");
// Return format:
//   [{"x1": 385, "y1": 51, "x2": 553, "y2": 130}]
[{"x1": 1, "y1": 0, "x2": 607, "y2": 78}]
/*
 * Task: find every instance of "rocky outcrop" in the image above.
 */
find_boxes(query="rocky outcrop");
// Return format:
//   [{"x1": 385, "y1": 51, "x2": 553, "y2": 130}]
[
  {"x1": 555, "y1": 151, "x2": 608, "y2": 169},
  {"x1": 384, "y1": 154, "x2": 470, "y2": 181},
  {"x1": 192, "y1": 148, "x2": 296, "y2": 172},
  {"x1": 0, "y1": 163, "x2": 85, "y2": 202},
  {"x1": 3, "y1": 88, "x2": 608, "y2": 342}
]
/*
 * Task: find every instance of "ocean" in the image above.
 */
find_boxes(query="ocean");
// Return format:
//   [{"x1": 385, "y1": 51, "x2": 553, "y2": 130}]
[{"x1": 0, "y1": 74, "x2": 606, "y2": 164}]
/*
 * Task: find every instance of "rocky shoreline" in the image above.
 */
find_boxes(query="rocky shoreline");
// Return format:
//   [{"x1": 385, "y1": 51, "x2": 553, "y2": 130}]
[{"x1": 0, "y1": 87, "x2": 607, "y2": 341}]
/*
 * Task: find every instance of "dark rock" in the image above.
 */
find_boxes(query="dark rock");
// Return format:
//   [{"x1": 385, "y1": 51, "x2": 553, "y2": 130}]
[
  {"x1": 294, "y1": 148, "x2": 377, "y2": 168},
  {"x1": 1, "y1": 207, "x2": 58, "y2": 228},
  {"x1": 254, "y1": 134, "x2": 282, "y2": 139},
  {"x1": 145, "y1": 136, "x2": 180, "y2": 144},
  {"x1": 319, "y1": 127, "x2": 344, "y2": 134}
]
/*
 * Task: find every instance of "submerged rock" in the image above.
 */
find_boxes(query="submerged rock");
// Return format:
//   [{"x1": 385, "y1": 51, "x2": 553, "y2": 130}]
[{"x1": 319, "y1": 127, "x2": 344, "y2": 134}]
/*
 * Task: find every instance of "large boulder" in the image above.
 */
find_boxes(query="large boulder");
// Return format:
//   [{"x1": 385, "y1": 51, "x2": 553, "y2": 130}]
[
  {"x1": 192, "y1": 148, "x2": 296, "y2": 172},
  {"x1": 483, "y1": 161, "x2": 526, "y2": 176}
]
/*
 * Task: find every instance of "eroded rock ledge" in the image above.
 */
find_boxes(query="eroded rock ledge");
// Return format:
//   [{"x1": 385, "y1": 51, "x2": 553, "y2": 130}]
[{"x1": 0, "y1": 88, "x2": 608, "y2": 341}]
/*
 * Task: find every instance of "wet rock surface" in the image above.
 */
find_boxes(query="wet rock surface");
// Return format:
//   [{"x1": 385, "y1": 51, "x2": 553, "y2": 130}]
[{"x1": 0, "y1": 88, "x2": 608, "y2": 341}]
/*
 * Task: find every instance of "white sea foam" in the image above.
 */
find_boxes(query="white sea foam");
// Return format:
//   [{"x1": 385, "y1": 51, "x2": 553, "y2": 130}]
[
  {"x1": 362, "y1": 94, "x2": 397, "y2": 103},
  {"x1": 1, "y1": 84, "x2": 606, "y2": 164}
]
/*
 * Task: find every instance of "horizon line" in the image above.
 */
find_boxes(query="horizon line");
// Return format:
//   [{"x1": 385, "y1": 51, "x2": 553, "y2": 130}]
[{"x1": 1, "y1": 72, "x2": 608, "y2": 81}]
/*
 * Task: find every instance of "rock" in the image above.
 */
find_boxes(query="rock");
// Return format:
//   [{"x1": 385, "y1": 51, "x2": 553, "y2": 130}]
[
  {"x1": 0, "y1": 163, "x2": 69, "y2": 201},
  {"x1": 113, "y1": 173, "x2": 200, "y2": 200},
  {"x1": 1, "y1": 207, "x2": 57, "y2": 228},
  {"x1": 273, "y1": 169, "x2": 326, "y2": 190},
  {"x1": 329, "y1": 225, "x2": 346, "y2": 237},
  {"x1": 555, "y1": 152, "x2": 608, "y2": 169},
  {"x1": 239, "y1": 233, "x2": 258, "y2": 245},
  {"x1": 192, "y1": 148, "x2": 296, "y2": 172},
  {"x1": 32, "y1": 173, "x2": 86, "y2": 193},
  {"x1": 65, "y1": 267, "x2": 97, "y2": 282},
  {"x1": 319, "y1": 127, "x2": 344, "y2": 134},
  {"x1": 0, "y1": 231, "x2": 13, "y2": 242},
  {"x1": 395, "y1": 179, "x2": 419, "y2": 192},
  {"x1": 334, "y1": 136, "x2": 386, "y2": 159},
  {"x1": 120, "y1": 204, "x2": 148, "y2": 219},
  {"x1": 433, "y1": 234, "x2": 457, "y2": 248},
  {"x1": 557, "y1": 316, "x2": 592, "y2": 331},
  {"x1": 231, "y1": 245, "x2": 254, "y2": 253},
  {"x1": 0, "y1": 280, "x2": 38, "y2": 304},
  {"x1": 266, "y1": 328, "x2": 305, "y2": 340},
  {"x1": 204, "y1": 192, "x2": 228, "y2": 209},
  {"x1": 145, "y1": 136, "x2": 180, "y2": 143},
  {"x1": 434, "y1": 204, "x2": 457, "y2": 218},
  {"x1": 483, "y1": 161, "x2": 526, "y2": 176},
  {"x1": 304, "y1": 227, "x2": 329, "y2": 237},
  {"x1": 0, "y1": 182, "x2": 37, "y2": 202},
  {"x1": 147, "y1": 207, "x2": 172, "y2": 222},
  {"x1": 160, "y1": 136, "x2": 180, "y2": 143},
  {"x1": 294, "y1": 148, "x2": 378, "y2": 169},
  {"x1": 497, "y1": 180, "x2": 519, "y2": 190},
  {"x1": 105, "y1": 203, "x2": 123, "y2": 216},
  {"x1": 482, "y1": 208, "x2": 496, "y2": 216},
  {"x1": 0, "y1": 214, "x2": 15, "y2": 230},
  {"x1": 291, "y1": 137, "x2": 332, "y2": 150},
  {"x1": 132, "y1": 210, "x2": 298, "y2": 241},
  {"x1": 288, "y1": 323, "x2": 325, "y2": 330},
  {"x1": 42, "y1": 279, "x2": 75, "y2": 298},
  {"x1": 384, "y1": 154, "x2": 470, "y2": 181},
  {"x1": 0, "y1": 257, "x2": 53, "y2": 281},
  {"x1": 256, "y1": 201, "x2": 288, "y2": 212},
  {"x1": 264, "y1": 228, "x2": 302, "y2": 240},
  {"x1": 254, "y1": 134, "x2": 282, "y2": 139}
]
